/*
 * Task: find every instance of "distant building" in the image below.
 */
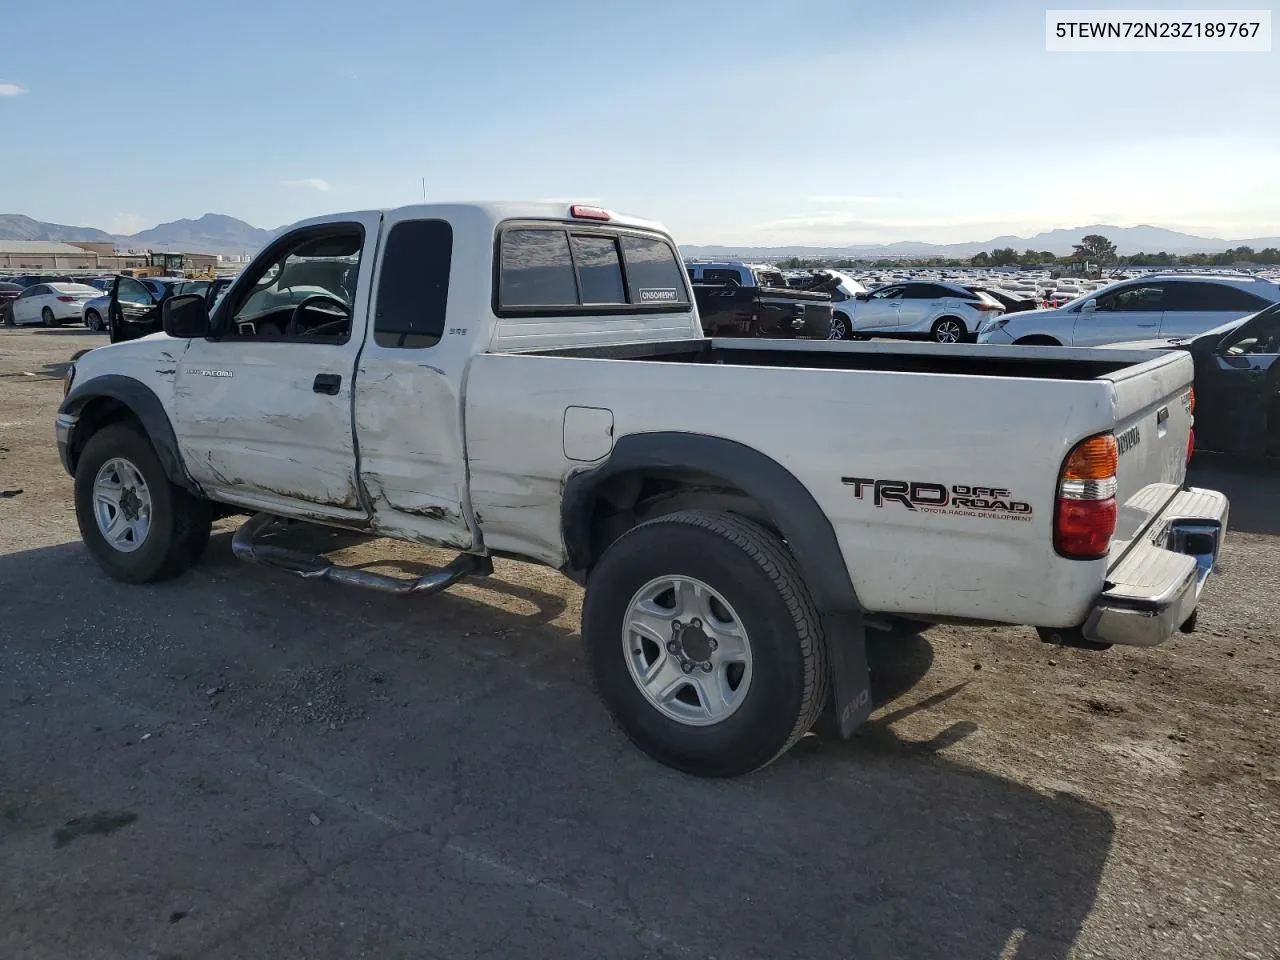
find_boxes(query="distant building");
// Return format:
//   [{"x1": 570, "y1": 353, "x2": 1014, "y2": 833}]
[
  {"x1": 0, "y1": 240, "x2": 220, "y2": 275},
  {"x1": 0, "y1": 240, "x2": 100, "y2": 270}
]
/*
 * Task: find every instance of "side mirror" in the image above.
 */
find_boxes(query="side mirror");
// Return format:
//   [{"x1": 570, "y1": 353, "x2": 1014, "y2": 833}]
[
  {"x1": 162, "y1": 293, "x2": 211, "y2": 339},
  {"x1": 1081, "y1": 298, "x2": 1097, "y2": 313},
  {"x1": 855, "y1": 292, "x2": 870, "y2": 301}
]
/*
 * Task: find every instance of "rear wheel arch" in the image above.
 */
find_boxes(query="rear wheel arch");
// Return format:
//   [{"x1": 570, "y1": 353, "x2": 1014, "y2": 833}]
[
  {"x1": 62, "y1": 375, "x2": 198, "y2": 495},
  {"x1": 561, "y1": 433, "x2": 862, "y2": 613}
]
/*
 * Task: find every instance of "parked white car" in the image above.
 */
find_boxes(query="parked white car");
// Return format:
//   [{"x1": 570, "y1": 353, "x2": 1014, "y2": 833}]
[
  {"x1": 979, "y1": 275, "x2": 1280, "y2": 347},
  {"x1": 840, "y1": 280, "x2": 1004, "y2": 343},
  {"x1": 8, "y1": 282, "x2": 101, "y2": 327}
]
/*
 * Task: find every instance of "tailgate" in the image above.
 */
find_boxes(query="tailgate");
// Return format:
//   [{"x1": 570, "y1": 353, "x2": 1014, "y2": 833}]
[{"x1": 1104, "y1": 351, "x2": 1196, "y2": 562}]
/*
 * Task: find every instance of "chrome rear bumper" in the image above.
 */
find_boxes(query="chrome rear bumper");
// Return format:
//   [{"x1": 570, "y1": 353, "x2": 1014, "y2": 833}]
[{"x1": 1084, "y1": 487, "x2": 1228, "y2": 648}]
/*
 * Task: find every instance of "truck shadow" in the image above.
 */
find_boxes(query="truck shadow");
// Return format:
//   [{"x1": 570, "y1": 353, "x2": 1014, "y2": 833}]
[{"x1": 2, "y1": 534, "x2": 1113, "y2": 960}]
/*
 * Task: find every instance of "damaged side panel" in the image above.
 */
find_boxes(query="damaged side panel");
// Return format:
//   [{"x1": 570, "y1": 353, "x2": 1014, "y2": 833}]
[{"x1": 353, "y1": 357, "x2": 476, "y2": 550}]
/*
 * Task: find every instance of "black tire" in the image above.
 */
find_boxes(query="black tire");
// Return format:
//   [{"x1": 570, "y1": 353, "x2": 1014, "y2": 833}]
[
  {"x1": 582, "y1": 509, "x2": 829, "y2": 777},
  {"x1": 74, "y1": 423, "x2": 211, "y2": 584},
  {"x1": 930, "y1": 316, "x2": 966, "y2": 344},
  {"x1": 85, "y1": 309, "x2": 103, "y2": 332},
  {"x1": 42, "y1": 306, "x2": 59, "y2": 328},
  {"x1": 827, "y1": 312, "x2": 852, "y2": 341},
  {"x1": 1014, "y1": 335, "x2": 1062, "y2": 346}
]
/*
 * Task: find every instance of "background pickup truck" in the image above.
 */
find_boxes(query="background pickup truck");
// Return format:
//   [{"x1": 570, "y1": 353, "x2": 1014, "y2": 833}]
[
  {"x1": 57, "y1": 201, "x2": 1228, "y2": 778},
  {"x1": 686, "y1": 260, "x2": 833, "y2": 338}
]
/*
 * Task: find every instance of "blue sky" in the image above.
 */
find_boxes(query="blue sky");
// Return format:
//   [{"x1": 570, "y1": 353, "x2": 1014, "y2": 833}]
[{"x1": 1, "y1": 0, "x2": 1277, "y2": 244}]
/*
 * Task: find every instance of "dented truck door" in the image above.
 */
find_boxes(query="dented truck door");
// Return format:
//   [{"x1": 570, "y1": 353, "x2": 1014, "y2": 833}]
[
  {"x1": 352, "y1": 209, "x2": 479, "y2": 550},
  {"x1": 172, "y1": 214, "x2": 383, "y2": 523}
]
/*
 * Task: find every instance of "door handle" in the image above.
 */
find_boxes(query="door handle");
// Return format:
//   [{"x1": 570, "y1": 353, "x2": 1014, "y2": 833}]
[
  {"x1": 313, "y1": 373, "x2": 342, "y2": 395},
  {"x1": 1136, "y1": 322, "x2": 1158, "y2": 327}
]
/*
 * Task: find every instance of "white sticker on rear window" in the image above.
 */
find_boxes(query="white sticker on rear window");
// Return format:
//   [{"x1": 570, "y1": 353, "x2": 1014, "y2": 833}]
[{"x1": 639, "y1": 288, "x2": 678, "y2": 303}]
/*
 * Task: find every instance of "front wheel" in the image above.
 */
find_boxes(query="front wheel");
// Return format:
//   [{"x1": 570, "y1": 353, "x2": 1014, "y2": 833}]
[
  {"x1": 74, "y1": 423, "x2": 212, "y2": 583},
  {"x1": 582, "y1": 510, "x2": 828, "y2": 777},
  {"x1": 930, "y1": 317, "x2": 966, "y2": 343},
  {"x1": 85, "y1": 309, "x2": 104, "y2": 332},
  {"x1": 827, "y1": 312, "x2": 851, "y2": 341}
]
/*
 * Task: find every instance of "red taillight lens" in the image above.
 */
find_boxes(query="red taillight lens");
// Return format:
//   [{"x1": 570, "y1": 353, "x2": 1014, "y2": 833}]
[
  {"x1": 1186, "y1": 387, "x2": 1196, "y2": 463},
  {"x1": 972, "y1": 302, "x2": 1002, "y2": 311},
  {"x1": 1055, "y1": 432, "x2": 1118, "y2": 560},
  {"x1": 1055, "y1": 498, "x2": 1118, "y2": 559},
  {"x1": 57, "y1": 295, "x2": 76, "y2": 302}
]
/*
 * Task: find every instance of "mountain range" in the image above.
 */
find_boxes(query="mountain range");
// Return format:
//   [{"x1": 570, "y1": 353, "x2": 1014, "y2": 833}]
[
  {"x1": 0, "y1": 213, "x2": 278, "y2": 255},
  {"x1": 683, "y1": 224, "x2": 1280, "y2": 260},
  {"x1": 3, "y1": 214, "x2": 1278, "y2": 260}
]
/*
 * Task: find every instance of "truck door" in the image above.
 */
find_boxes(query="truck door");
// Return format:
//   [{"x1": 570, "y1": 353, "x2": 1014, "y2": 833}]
[
  {"x1": 172, "y1": 215, "x2": 382, "y2": 522},
  {"x1": 353, "y1": 212, "x2": 478, "y2": 549}
]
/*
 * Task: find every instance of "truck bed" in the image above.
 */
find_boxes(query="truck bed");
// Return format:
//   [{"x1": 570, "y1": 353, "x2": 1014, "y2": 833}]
[{"x1": 528, "y1": 336, "x2": 1156, "y2": 382}]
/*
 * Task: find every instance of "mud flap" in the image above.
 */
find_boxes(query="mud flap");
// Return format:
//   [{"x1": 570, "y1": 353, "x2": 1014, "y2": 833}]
[{"x1": 823, "y1": 611, "x2": 873, "y2": 738}]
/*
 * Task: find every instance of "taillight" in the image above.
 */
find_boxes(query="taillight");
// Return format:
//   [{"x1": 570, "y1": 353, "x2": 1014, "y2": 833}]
[
  {"x1": 57, "y1": 295, "x2": 75, "y2": 303},
  {"x1": 570, "y1": 204, "x2": 611, "y2": 221},
  {"x1": 1054, "y1": 433, "x2": 1118, "y2": 560},
  {"x1": 971, "y1": 302, "x2": 1002, "y2": 311}
]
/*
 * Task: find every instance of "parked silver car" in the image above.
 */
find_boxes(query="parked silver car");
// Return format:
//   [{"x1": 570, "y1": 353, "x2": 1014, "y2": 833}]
[{"x1": 978, "y1": 274, "x2": 1280, "y2": 347}]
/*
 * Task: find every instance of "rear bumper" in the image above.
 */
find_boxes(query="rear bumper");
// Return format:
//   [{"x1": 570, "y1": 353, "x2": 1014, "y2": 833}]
[{"x1": 1084, "y1": 486, "x2": 1229, "y2": 647}]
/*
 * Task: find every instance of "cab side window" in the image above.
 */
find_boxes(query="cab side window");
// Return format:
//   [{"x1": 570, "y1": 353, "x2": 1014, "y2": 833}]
[
  {"x1": 222, "y1": 227, "x2": 363, "y2": 342},
  {"x1": 373, "y1": 219, "x2": 453, "y2": 349},
  {"x1": 1099, "y1": 285, "x2": 1164, "y2": 312}
]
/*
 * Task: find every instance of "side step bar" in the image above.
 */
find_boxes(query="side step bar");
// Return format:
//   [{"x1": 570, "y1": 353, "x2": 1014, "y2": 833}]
[{"x1": 231, "y1": 512, "x2": 492, "y2": 597}]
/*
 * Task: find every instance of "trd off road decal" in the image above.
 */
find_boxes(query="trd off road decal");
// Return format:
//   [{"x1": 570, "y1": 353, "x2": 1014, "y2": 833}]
[{"x1": 843, "y1": 477, "x2": 1034, "y2": 522}]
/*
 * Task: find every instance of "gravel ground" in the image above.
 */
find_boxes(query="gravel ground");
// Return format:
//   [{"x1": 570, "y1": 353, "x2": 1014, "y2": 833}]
[{"x1": 1, "y1": 327, "x2": 1277, "y2": 960}]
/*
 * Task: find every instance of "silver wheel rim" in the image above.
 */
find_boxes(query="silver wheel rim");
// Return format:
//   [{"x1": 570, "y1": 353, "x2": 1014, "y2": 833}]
[
  {"x1": 828, "y1": 317, "x2": 847, "y2": 340},
  {"x1": 92, "y1": 457, "x2": 152, "y2": 553},
  {"x1": 935, "y1": 320, "x2": 961, "y2": 343},
  {"x1": 622, "y1": 575, "x2": 753, "y2": 726}
]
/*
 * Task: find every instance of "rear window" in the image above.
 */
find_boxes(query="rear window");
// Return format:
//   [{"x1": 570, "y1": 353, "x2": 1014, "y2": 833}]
[
  {"x1": 570, "y1": 235, "x2": 626, "y2": 304},
  {"x1": 497, "y1": 226, "x2": 688, "y2": 312},
  {"x1": 620, "y1": 235, "x2": 689, "y2": 305}
]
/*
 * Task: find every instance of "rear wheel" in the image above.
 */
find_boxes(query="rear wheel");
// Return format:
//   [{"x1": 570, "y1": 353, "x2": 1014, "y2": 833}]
[
  {"x1": 74, "y1": 423, "x2": 211, "y2": 583},
  {"x1": 41, "y1": 306, "x2": 58, "y2": 328},
  {"x1": 582, "y1": 509, "x2": 828, "y2": 777},
  {"x1": 930, "y1": 316, "x2": 966, "y2": 344}
]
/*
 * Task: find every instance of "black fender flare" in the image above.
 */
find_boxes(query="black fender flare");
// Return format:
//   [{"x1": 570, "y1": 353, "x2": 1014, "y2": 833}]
[
  {"x1": 563, "y1": 432, "x2": 872, "y2": 737},
  {"x1": 562, "y1": 432, "x2": 862, "y2": 614},
  {"x1": 59, "y1": 374, "x2": 198, "y2": 494}
]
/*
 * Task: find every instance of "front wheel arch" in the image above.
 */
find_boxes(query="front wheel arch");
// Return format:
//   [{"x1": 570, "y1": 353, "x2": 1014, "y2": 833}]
[
  {"x1": 62, "y1": 376, "x2": 198, "y2": 495},
  {"x1": 1013, "y1": 334, "x2": 1063, "y2": 346}
]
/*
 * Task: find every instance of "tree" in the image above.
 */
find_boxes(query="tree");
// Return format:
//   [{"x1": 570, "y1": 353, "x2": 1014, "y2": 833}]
[
  {"x1": 970, "y1": 251, "x2": 991, "y2": 266},
  {"x1": 1072, "y1": 234, "x2": 1117, "y2": 263},
  {"x1": 1038, "y1": 250, "x2": 1056, "y2": 262},
  {"x1": 989, "y1": 247, "x2": 1019, "y2": 266}
]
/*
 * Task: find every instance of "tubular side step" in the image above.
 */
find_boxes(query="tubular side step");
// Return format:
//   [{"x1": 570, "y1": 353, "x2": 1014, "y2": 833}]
[{"x1": 231, "y1": 512, "x2": 492, "y2": 596}]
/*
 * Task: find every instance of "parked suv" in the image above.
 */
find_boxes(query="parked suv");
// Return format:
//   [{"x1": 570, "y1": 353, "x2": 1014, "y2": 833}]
[
  {"x1": 979, "y1": 275, "x2": 1280, "y2": 347},
  {"x1": 843, "y1": 281, "x2": 1004, "y2": 343}
]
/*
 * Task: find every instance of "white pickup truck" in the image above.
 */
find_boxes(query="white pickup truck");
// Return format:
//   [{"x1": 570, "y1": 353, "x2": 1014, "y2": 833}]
[{"x1": 56, "y1": 202, "x2": 1229, "y2": 777}]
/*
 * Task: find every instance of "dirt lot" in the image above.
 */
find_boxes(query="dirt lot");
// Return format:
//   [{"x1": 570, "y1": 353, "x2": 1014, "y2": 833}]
[{"x1": 2, "y1": 327, "x2": 1277, "y2": 960}]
